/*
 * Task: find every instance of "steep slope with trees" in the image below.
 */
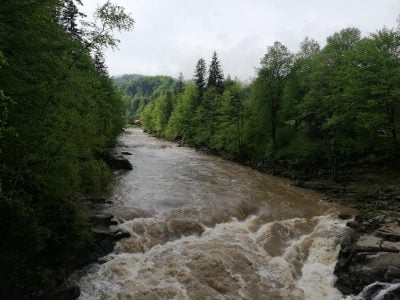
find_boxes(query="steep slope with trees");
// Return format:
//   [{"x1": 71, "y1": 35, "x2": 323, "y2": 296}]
[{"x1": 0, "y1": 0, "x2": 133, "y2": 297}]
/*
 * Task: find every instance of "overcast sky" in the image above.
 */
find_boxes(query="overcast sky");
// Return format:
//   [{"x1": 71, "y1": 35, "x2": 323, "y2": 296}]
[{"x1": 81, "y1": 0, "x2": 400, "y2": 80}]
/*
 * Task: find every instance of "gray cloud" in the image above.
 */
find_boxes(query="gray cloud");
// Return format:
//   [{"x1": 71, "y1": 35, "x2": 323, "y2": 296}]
[{"x1": 81, "y1": 0, "x2": 400, "y2": 80}]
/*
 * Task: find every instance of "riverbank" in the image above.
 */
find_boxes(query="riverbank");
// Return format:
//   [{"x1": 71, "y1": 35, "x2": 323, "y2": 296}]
[
  {"x1": 39, "y1": 155, "x2": 134, "y2": 300},
  {"x1": 39, "y1": 196, "x2": 131, "y2": 300}
]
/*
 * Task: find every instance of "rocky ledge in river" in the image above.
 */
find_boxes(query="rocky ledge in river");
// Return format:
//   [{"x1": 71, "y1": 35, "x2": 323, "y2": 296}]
[
  {"x1": 40, "y1": 197, "x2": 130, "y2": 300},
  {"x1": 335, "y1": 215, "x2": 400, "y2": 298}
]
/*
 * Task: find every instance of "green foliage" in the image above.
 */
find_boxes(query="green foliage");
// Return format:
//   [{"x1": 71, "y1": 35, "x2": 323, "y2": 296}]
[
  {"x1": 0, "y1": 0, "x2": 132, "y2": 296},
  {"x1": 210, "y1": 80, "x2": 245, "y2": 154},
  {"x1": 134, "y1": 23, "x2": 400, "y2": 181},
  {"x1": 114, "y1": 74, "x2": 177, "y2": 120},
  {"x1": 164, "y1": 83, "x2": 198, "y2": 141}
]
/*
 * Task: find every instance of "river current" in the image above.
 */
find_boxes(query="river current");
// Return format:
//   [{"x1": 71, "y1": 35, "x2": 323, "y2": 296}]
[{"x1": 73, "y1": 128, "x2": 356, "y2": 300}]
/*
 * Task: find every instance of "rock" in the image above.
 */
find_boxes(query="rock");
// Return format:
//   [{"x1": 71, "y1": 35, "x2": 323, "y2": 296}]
[
  {"x1": 43, "y1": 285, "x2": 80, "y2": 300},
  {"x1": 347, "y1": 221, "x2": 365, "y2": 231},
  {"x1": 84, "y1": 197, "x2": 110, "y2": 204},
  {"x1": 385, "y1": 267, "x2": 400, "y2": 281},
  {"x1": 90, "y1": 213, "x2": 118, "y2": 227},
  {"x1": 376, "y1": 225, "x2": 400, "y2": 242},
  {"x1": 335, "y1": 223, "x2": 400, "y2": 295},
  {"x1": 121, "y1": 151, "x2": 132, "y2": 155},
  {"x1": 66, "y1": 228, "x2": 130, "y2": 274},
  {"x1": 105, "y1": 154, "x2": 133, "y2": 170},
  {"x1": 356, "y1": 235, "x2": 382, "y2": 252},
  {"x1": 365, "y1": 252, "x2": 400, "y2": 269},
  {"x1": 338, "y1": 213, "x2": 352, "y2": 220},
  {"x1": 383, "y1": 286, "x2": 400, "y2": 300},
  {"x1": 381, "y1": 241, "x2": 400, "y2": 253}
]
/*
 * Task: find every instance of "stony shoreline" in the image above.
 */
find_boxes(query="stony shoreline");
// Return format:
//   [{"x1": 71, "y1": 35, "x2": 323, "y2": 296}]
[{"x1": 334, "y1": 216, "x2": 400, "y2": 298}]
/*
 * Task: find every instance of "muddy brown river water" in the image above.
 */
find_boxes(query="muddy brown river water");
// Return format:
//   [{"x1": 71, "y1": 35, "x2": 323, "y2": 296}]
[{"x1": 73, "y1": 128, "x2": 356, "y2": 299}]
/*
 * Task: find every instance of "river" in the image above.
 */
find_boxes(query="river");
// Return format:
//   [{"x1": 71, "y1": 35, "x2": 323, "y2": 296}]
[{"x1": 73, "y1": 128, "x2": 356, "y2": 299}]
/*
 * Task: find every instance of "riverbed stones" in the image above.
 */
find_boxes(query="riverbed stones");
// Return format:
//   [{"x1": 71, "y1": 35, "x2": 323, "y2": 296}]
[{"x1": 335, "y1": 219, "x2": 400, "y2": 296}]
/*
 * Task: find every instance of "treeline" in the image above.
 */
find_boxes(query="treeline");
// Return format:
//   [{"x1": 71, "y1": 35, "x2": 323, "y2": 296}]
[
  {"x1": 114, "y1": 74, "x2": 180, "y2": 121},
  {"x1": 0, "y1": 0, "x2": 133, "y2": 297},
  {"x1": 140, "y1": 26, "x2": 400, "y2": 177}
]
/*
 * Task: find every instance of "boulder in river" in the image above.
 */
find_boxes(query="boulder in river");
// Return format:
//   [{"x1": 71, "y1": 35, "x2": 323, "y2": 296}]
[{"x1": 104, "y1": 154, "x2": 133, "y2": 170}]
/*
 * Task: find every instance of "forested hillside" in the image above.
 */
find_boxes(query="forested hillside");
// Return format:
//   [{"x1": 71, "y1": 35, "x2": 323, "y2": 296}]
[
  {"x1": 0, "y1": 0, "x2": 133, "y2": 297},
  {"x1": 113, "y1": 74, "x2": 179, "y2": 121},
  {"x1": 139, "y1": 29, "x2": 400, "y2": 207}
]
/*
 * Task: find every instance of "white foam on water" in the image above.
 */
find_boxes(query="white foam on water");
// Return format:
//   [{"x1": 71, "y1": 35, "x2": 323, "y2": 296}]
[
  {"x1": 74, "y1": 214, "x2": 351, "y2": 299},
  {"x1": 346, "y1": 281, "x2": 400, "y2": 300}
]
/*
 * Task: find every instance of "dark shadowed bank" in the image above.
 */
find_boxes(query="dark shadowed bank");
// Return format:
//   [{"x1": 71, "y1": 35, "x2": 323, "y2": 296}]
[{"x1": 0, "y1": 0, "x2": 134, "y2": 298}]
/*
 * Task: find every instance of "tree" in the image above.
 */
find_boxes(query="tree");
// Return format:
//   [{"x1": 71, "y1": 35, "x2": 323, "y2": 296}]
[
  {"x1": 0, "y1": 0, "x2": 134, "y2": 296},
  {"x1": 58, "y1": 0, "x2": 85, "y2": 39},
  {"x1": 175, "y1": 72, "x2": 185, "y2": 94},
  {"x1": 299, "y1": 28, "x2": 361, "y2": 177},
  {"x1": 193, "y1": 58, "x2": 207, "y2": 99},
  {"x1": 258, "y1": 41, "x2": 294, "y2": 151},
  {"x1": 345, "y1": 28, "x2": 400, "y2": 150},
  {"x1": 283, "y1": 37, "x2": 321, "y2": 127},
  {"x1": 299, "y1": 37, "x2": 320, "y2": 59},
  {"x1": 207, "y1": 51, "x2": 224, "y2": 91},
  {"x1": 211, "y1": 80, "x2": 245, "y2": 154},
  {"x1": 93, "y1": 49, "x2": 108, "y2": 77},
  {"x1": 82, "y1": 0, "x2": 135, "y2": 51}
]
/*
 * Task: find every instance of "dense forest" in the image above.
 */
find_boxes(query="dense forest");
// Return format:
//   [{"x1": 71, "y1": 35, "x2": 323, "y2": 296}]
[
  {"x1": 139, "y1": 27, "x2": 400, "y2": 183},
  {"x1": 0, "y1": 0, "x2": 133, "y2": 298},
  {"x1": 114, "y1": 74, "x2": 179, "y2": 122}
]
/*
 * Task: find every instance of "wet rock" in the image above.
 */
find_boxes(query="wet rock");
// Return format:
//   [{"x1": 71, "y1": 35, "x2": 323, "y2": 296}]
[
  {"x1": 385, "y1": 267, "x2": 400, "y2": 281},
  {"x1": 338, "y1": 213, "x2": 352, "y2": 220},
  {"x1": 356, "y1": 235, "x2": 382, "y2": 252},
  {"x1": 121, "y1": 151, "x2": 132, "y2": 155},
  {"x1": 384, "y1": 287, "x2": 400, "y2": 300},
  {"x1": 347, "y1": 220, "x2": 365, "y2": 231},
  {"x1": 105, "y1": 154, "x2": 133, "y2": 170},
  {"x1": 335, "y1": 220, "x2": 400, "y2": 295},
  {"x1": 42, "y1": 285, "x2": 80, "y2": 300},
  {"x1": 90, "y1": 213, "x2": 118, "y2": 227},
  {"x1": 42, "y1": 286, "x2": 81, "y2": 300},
  {"x1": 84, "y1": 197, "x2": 110, "y2": 204},
  {"x1": 366, "y1": 252, "x2": 400, "y2": 269},
  {"x1": 376, "y1": 225, "x2": 400, "y2": 242},
  {"x1": 381, "y1": 241, "x2": 400, "y2": 252},
  {"x1": 66, "y1": 228, "x2": 130, "y2": 274}
]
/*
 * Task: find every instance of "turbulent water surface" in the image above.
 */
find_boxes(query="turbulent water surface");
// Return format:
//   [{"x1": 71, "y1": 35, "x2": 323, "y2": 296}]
[{"x1": 73, "y1": 128, "x2": 356, "y2": 300}]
